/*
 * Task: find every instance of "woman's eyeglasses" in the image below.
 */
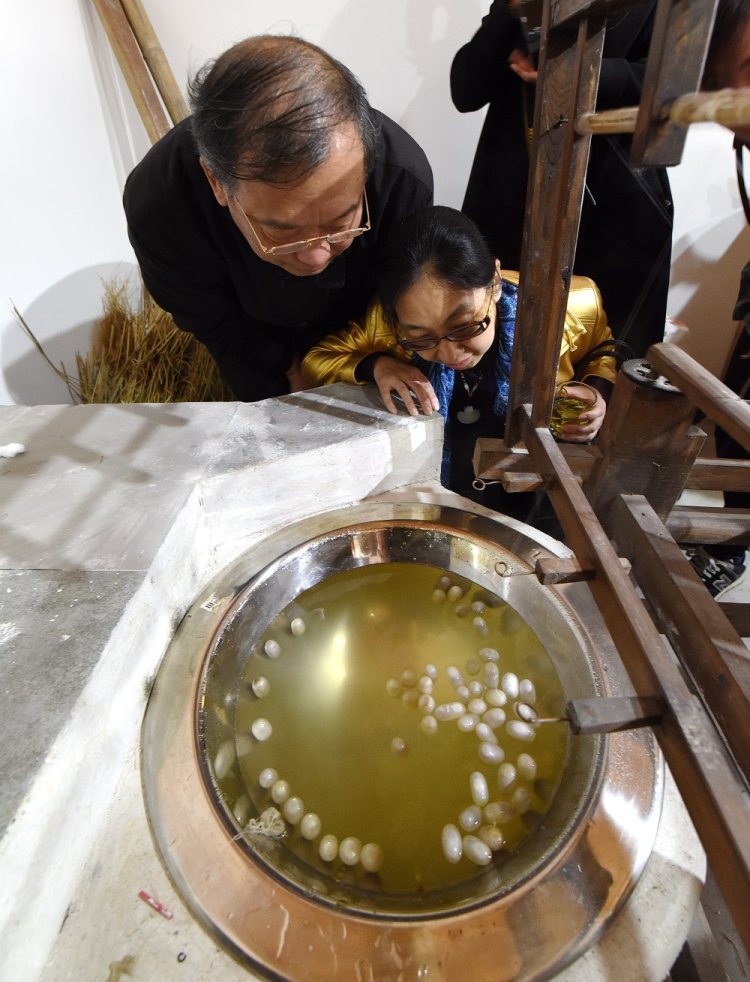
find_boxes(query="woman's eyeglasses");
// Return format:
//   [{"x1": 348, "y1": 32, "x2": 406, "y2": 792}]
[{"x1": 396, "y1": 290, "x2": 495, "y2": 352}]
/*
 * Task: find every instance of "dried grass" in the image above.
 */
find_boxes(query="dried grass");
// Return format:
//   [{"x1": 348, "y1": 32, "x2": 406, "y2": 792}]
[{"x1": 13, "y1": 281, "x2": 233, "y2": 404}]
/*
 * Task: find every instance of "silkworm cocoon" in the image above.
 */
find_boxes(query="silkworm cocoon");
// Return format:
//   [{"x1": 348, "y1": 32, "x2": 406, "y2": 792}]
[
  {"x1": 421, "y1": 715, "x2": 438, "y2": 734},
  {"x1": 457, "y1": 713, "x2": 479, "y2": 732},
  {"x1": 300, "y1": 813, "x2": 321, "y2": 840},
  {"x1": 463, "y1": 834, "x2": 493, "y2": 866},
  {"x1": 472, "y1": 616, "x2": 488, "y2": 635},
  {"x1": 418, "y1": 693, "x2": 436, "y2": 713},
  {"x1": 271, "y1": 779, "x2": 290, "y2": 804},
  {"x1": 385, "y1": 677, "x2": 401, "y2": 697},
  {"x1": 434, "y1": 702, "x2": 466, "y2": 721},
  {"x1": 459, "y1": 805, "x2": 482, "y2": 831},
  {"x1": 360, "y1": 842, "x2": 384, "y2": 873},
  {"x1": 447, "y1": 585, "x2": 464, "y2": 602},
  {"x1": 519, "y1": 678, "x2": 537, "y2": 704},
  {"x1": 446, "y1": 666, "x2": 464, "y2": 688},
  {"x1": 517, "y1": 753, "x2": 537, "y2": 780},
  {"x1": 484, "y1": 800, "x2": 515, "y2": 824},
  {"x1": 483, "y1": 707, "x2": 506, "y2": 729},
  {"x1": 283, "y1": 796, "x2": 305, "y2": 824},
  {"x1": 232, "y1": 795, "x2": 251, "y2": 827},
  {"x1": 339, "y1": 836, "x2": 362, "y2": 866},
  {"x1": 470, "y1": 771, "x2": 489, "y2": 806},
  {"x1": 251, "y1": 675, "x2": 270, "y2": 698},
  {"x1": 484, "y1": 663, "x2": 500, "y2": 689},
  {"x1": 512, "y1": 786, "x2": 532, "y2": 813},
  {"x1": 468, "y1": 698, "x2": 488, "y2": 717},
  {"x1": 264, "y1": 639, "x2": 281, "y2": 659},
  {"x1": 441, "y1": 824, "x2": 463, "y2": 863},
  {"x1": 479, "y1": 647, "x2": 500, "y2": 663},
  {"x1": 475, "y1": 722, "x2": 497, "y2": 744},
  {"x1": 251, "y1": 718, "x2": 272, "y2": 741},
  {"x1": 290, "y1": 617, "x2": 306, "y2": 636},
  {"x1": 478, "y1": 742, "x2": 505, "y2": 764},
  {"x1": 485, "y1": 688, "x2": 507, "y2": 708},
  {"x1": 258, "y1": 767, "x2": 278, "y2": 789},
  {"x1": 478, "y1": 825, "x2": 505, "y2": 851},
  {"x1": 213, "y1": 740, "x2": 235, "y2": 779},
  {"x1": 502, "y1": 673, "x2": 520, "y2": 700},
  {"x1": 498, "y1": 762, "x2": 517, "y2": 789},
  {"x1": 319, "y1": 834, "x2": 338, "y2": 862},
  {"x1": 432, "y1": 589, "x2": 447, "y2": 604},
  {"x1": 507, "y1": 720, "x2": 536, "y2": 742}
]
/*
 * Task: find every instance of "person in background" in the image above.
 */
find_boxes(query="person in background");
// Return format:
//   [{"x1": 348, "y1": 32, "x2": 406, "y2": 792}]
[
  {"x1": 123, "y1": 35, "x2": 433, "y2": 401},
  {"x1": 301, "y1": 206, "x2": 616, "y2": 520},
  {"x1": 450, "y1": 2, "x2": 673, "y2": 359},
  {"x1": 686, "y1": 0, "x2": 750, "y2": 596}
]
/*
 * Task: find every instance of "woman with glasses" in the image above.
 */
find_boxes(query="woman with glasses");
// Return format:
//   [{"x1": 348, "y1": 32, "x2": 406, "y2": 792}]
[{"x1": 301, "y1": 206, "x2": 616, "y2": 512}]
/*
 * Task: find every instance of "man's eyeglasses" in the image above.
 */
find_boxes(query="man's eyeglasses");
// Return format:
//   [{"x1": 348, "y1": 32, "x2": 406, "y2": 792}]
[
  {"x1": 396, "y1": 289, "x2": 495, "y2": 352},
  {"x1": 233, "y1": 189, "x2": 371, "y2": 256}
]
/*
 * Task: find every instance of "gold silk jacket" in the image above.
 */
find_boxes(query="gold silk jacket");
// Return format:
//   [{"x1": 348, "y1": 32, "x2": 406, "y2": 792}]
[{"x1": 301, "y1": 271, "x2": 617, "y2": 389}]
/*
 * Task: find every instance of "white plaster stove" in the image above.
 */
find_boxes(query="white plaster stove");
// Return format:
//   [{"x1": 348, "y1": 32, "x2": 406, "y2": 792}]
[{"x1": 0, "y1": 385, "x2": 704, "y2": 981}]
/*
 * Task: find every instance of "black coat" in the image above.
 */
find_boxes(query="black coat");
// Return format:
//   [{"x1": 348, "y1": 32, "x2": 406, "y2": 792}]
[{"x1": 451, "y1": 2, "x2": 673, "y2": 357}]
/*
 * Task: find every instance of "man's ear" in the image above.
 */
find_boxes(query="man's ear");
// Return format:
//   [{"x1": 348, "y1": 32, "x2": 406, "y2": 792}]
[{"x1": 200, "y1": 158, "x2": 230, "y2": 207}]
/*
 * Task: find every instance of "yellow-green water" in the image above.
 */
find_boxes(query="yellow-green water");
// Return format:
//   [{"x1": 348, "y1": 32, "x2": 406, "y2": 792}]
[{"x1": 215, "y1": 563, "x2": 569, "y2": 894}]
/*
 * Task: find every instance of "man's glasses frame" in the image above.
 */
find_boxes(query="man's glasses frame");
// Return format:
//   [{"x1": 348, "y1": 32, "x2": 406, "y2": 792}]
[
  {"x1": 233, "y1": 189, "x2": 371, "y2": 256},
  {"x1": 396, "y1": 288, "x2": 495, "y2": 352}
]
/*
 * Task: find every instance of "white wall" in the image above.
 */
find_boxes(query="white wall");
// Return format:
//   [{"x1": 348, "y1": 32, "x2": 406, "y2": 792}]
[{"x1": 0, "y1": 1, "x2": 746, "y2": 405}]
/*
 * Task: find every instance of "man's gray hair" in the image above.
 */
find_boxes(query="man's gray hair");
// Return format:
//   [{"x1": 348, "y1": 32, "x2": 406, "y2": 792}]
[{"x1": 188, "y1": 35, "x2": 379, "y2": 191}]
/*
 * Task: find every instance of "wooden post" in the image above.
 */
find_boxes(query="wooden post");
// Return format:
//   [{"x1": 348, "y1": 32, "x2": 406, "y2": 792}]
[
  {"x1": 119, "y1": 0, "x2": 189, "y2": 126},
  {"x1": 505, "y1": 12, "x2": 606, "y2": 446},
  {"x1": 583, "y1": 360, "x2": 706, "y2": 531},
  {"x1": 630, "y1": 0, "x2": 719, "y2": 166},
  {"x1": 91, "y1": 0, "x2": 171, "y2": 144},
  {"x1": 613, "y1": 493, "x2": 750, "y2": 779}
]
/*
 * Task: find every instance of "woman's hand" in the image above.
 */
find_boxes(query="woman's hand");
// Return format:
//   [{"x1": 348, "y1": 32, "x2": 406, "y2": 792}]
[
  {"x1": 373, "y1": 357, "x2": 440, "y2": 416},
  {"x1": 556, "y1": 383, "x2": 607, "y2": 443},
  {"x1": 508, "y1": 48, "x2": 538, "y2": 83},
  {"x1": 285, "y1": 357, "x2": 307, "y2": 393}
]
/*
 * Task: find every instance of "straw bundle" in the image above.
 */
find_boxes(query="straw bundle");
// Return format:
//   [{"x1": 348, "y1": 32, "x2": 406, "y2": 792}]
[{"x1": 14, "y1": 281, "x2": 233, "y2": 404}]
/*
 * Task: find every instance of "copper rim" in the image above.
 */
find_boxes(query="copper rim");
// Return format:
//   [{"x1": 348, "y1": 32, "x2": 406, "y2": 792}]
[{"x1": 142, "y1": 502, "x2": 662, "y2": 981}]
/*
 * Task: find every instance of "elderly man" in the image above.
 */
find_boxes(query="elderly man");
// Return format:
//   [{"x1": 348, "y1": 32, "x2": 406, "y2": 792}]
[{"x1": 123, "y1": 35, "x2": 433, "y2": 401}]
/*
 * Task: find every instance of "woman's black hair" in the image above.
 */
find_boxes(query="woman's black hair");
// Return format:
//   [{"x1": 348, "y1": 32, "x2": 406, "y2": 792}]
[
  {"x1": 188, "y1": 35, "x2": 378, "y2": 191},
  {"x1": 377, "y1": 206, "x2": 496, "y2": 327},
  {"x1": 704, "y1": 0, "x2": 750, "y2": 89}
]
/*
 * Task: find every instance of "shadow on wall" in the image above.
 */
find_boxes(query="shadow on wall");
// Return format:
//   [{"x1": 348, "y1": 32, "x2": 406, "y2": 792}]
[
  {"x1": 669, "y1": 219, "x2": 750, "y2": 379},
  {"x1": 320, "y1": 0, "x2": 486, "y2": 207},
  {"x1": 2, "y1": 263, "x2": 141, "y2": 406}
]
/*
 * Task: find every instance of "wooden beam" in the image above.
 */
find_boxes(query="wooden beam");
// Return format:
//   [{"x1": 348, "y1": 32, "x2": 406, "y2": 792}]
[
  {"x1": 720, "y1": 603, "x2": 750, "y2": 638},
  {"x1": 648, "y1": 342, "x2": 750, "y2": 455},
  {"x1": 575, "y1": 87, "x2": 750, "y2": 136},
  {"x1": 613, "y1": 493, "x2": 750, "y2": 778},
  {"x1": 666, "y1": 506, "x2": 750, "y2": 545},
  {"x1": 686, "y1": 457, "x2": 750, "y2": 492},
  {"x1": 630, "y1": 0, "x2": 719, "y2": 166},
  {"x1": 520, "y1": 409, "x2": 750, "y2": 949},
  {"x1": 473, "y1": 438, "x2": 598, "y2": 482}
]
